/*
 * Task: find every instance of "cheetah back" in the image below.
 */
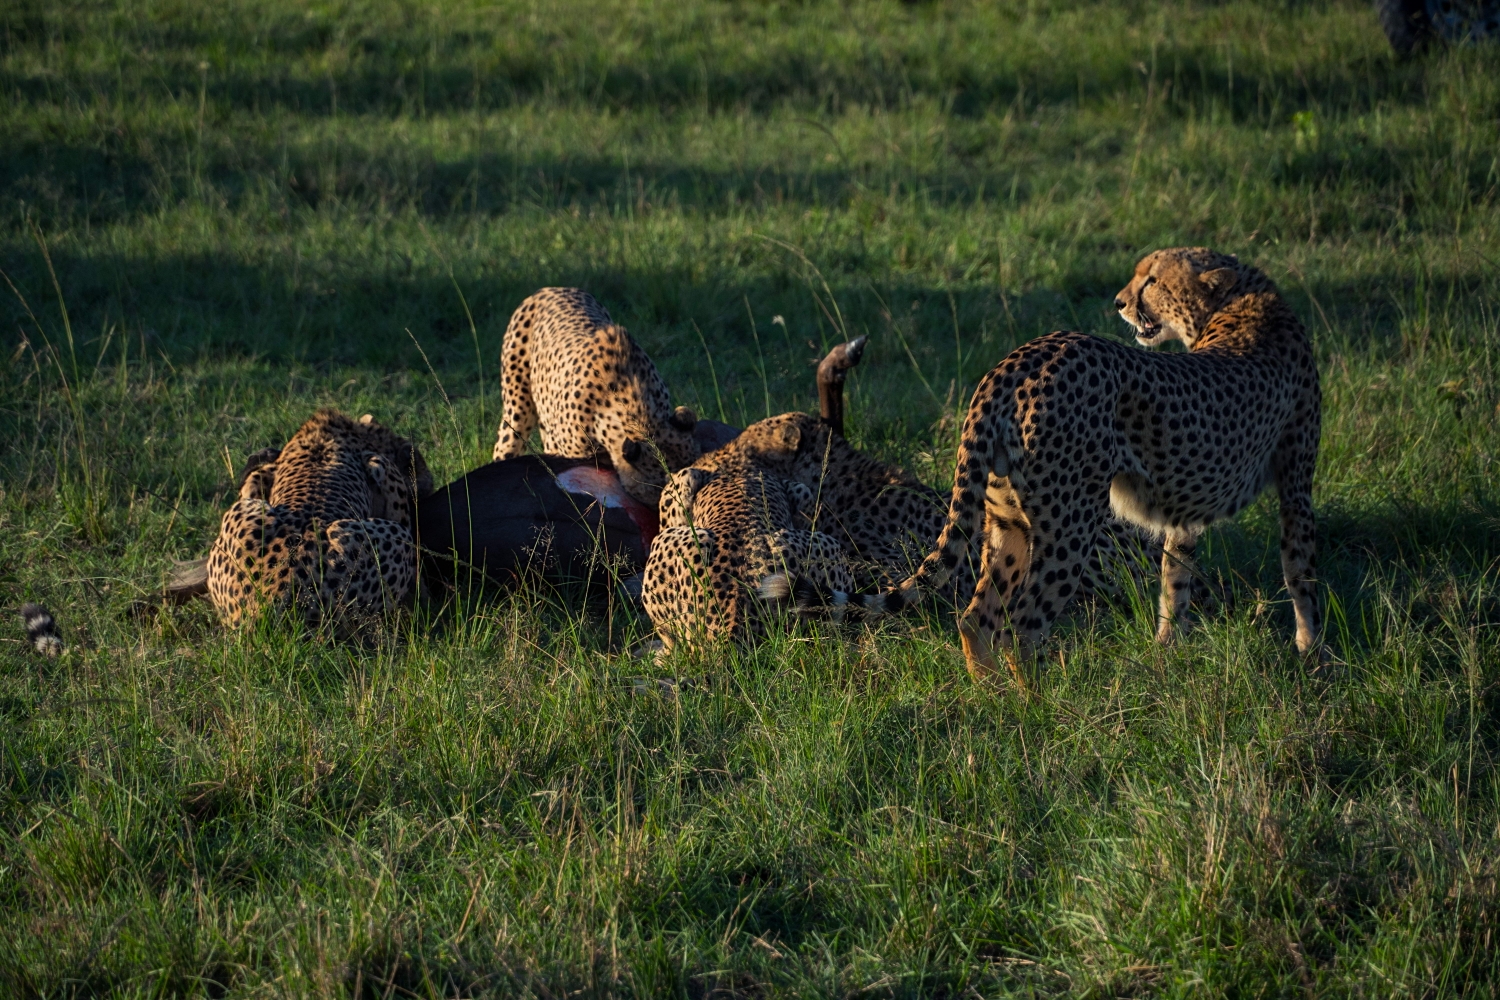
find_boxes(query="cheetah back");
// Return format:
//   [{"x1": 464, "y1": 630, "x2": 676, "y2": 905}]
[
  {"x1": 493, "y1": 287, "x2": 699, "y2": 505},
  {"x1": 206, "y1": 410, "x2": 432, "y2": 628}
]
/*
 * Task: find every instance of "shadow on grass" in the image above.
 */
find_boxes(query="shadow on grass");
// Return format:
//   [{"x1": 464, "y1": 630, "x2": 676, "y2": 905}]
[
  {"x1": 2, "y1": 244, "x2": 1474, "y2": 373},
  {"x1": 0, "y1": 0, "x2": 1439, "y2": 121},
  {"x1": 1187, "y1": 490, "x2": 1500, "y2": 661},
  {"x1": 2, "y1": 118, "x2": 1470, "y2": 234}
]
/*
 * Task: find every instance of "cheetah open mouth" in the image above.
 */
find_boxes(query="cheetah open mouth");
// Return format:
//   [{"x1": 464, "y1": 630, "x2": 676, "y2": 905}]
[{"x1": 1128, "y1": 303, "x2": 1162, "y2": 339}]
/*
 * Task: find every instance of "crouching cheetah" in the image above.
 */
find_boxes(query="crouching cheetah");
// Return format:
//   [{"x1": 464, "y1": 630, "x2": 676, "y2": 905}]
[
  {"x1": 642, "y1": 467, "x2": 852, "y2": 650},
  {"x1": 206, "y1": 410, "x2": 434, "y2": 627},
  {"x1": 493, "y1": 287, "x2": 700, "y2": 506},
  {"x1": 864, "y1": 247, "x2": 1322, "y2": 681},
  {"x1": 687, "y1": 411, "x2": 977, "y2": 598}
]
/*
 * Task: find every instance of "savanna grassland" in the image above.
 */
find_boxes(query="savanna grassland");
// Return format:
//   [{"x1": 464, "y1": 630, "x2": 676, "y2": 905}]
[{"x1": 3, "y1": 0, "x2": 1500, "y2": 996}]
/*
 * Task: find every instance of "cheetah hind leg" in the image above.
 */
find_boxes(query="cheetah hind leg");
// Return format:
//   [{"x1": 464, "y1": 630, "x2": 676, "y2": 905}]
[
  {"x1": 206, "y1": 498, "x2": 281, "y2": 627},
  {"x1": 320, "y1": 519, "x2": 419, "y2": 624},
  {"x1": 958, "y1": 493, "x2": 1034, "y2": 688},
  {"x1": 642, "y1": 526, "x2": 723, "y2": 651}
]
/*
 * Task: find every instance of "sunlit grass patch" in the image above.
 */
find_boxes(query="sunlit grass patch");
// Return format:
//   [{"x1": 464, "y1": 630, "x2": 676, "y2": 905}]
[{"x1": 3, "y1": 0, "x2": 1500, "y2": 995}]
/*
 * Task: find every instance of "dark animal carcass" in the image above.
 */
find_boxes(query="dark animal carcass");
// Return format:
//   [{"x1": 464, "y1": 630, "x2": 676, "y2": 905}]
[
  {"x1": 417, "y1": 455, "x2": 658, "y2": 590},
  {"x1": 416, "y1": 341, "x2": 864, "y2": 592}
]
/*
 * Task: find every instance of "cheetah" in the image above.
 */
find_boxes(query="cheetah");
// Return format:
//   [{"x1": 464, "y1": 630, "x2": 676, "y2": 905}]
[
  {"x1": 685, "y1": 412, "x2": 975, "y2": 596},
  {"x1": 863, "y1": 247, "x2": 1322, "y2": 682},
  {"x1": 493, "y1": 287, "x2": 700, "y2": 506},
  {"x1": 643, "y1": 466, "x2": 852, "y2": 650},
  {"x1": 206, "y1": 410, "x2": 433, "y2": 627}
]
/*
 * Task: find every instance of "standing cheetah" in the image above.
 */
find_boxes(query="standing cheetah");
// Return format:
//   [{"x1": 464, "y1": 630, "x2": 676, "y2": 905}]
[
  {"x1": 206, "y1": 411, "x2": 433, "y2": 627},
  {"x1": 864, "y1": 248, "x2": 1322, "y2": 682},
  {"x1": 493, "y1": 287, "x2": 700, "y2": 506}
]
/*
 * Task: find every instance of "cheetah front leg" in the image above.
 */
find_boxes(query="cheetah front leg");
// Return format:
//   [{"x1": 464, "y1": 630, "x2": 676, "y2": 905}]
[
  {"x1": 493, "y1": 339, "x2": 539, "y2": 461},
  {"x1": 321, "y1": 519, "x2": 419, "y2": 613},
  {"x1": 1156, "y1": 526, "x2": 1201, "y2": 644}
]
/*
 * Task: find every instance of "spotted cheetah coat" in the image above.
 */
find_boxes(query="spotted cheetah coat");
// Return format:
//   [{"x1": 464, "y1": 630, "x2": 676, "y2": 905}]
[
  {"x1": 685, "y1": 412, "x2": 976, "y2": 597},
  {"x1": 206, "y1": 410, "x2": 433, "y2": 627},
  {"x1": 643, "y1": 466, "x2": 852, "y2": 650},
  {"x1": 866, "y1": 248, "x2": 1322, "y2": 681},
  {"x1": 493, "y1": 287, "x2": 699, "y2": 506}
]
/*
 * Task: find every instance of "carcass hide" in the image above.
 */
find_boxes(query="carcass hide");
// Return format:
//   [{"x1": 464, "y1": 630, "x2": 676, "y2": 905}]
[{"x1": 417, "y1": 342, "x2": 863, "y2": 592}]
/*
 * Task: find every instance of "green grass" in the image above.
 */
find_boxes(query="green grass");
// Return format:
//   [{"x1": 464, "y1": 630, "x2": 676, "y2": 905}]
[{"x1": 3, "y1": 0, "x2": 1500, "y2": 995}]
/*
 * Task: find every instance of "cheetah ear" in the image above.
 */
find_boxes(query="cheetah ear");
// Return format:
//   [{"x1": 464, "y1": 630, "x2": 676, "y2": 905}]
[
  {"x1": 621, "y1": 438, "x2": 644, "y2": 464},
  {"x1": 774, "y1": 423, "x2": 801, "y2": 453},
  {"x1": 1199, "y1": 268, "x2": 1238, "y2": 297},
  {"x1": 236, "y1": 447, "x2": 281, "y2": 491},
  {"x1": 668, "y1": 405, "x2": 697, "y2": 431},
  {"x1": 680, "y1": 468, "x2": 713, "y2": 502},
  {"x1": 239, "y1": 464, "x2": 276, "y2": 501},
  {"x1": 364, "y1": 452, "x2": 388, "y2": 484},
  {"x1": 358, "y1": 413, "x2": 375, "y2": 425}
]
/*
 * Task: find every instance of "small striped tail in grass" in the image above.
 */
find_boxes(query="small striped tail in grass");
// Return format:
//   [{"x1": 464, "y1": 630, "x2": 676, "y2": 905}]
[
  {"x1": 20, "y1": 603, "x2": 63, "y2": 658},
  {"x1": 757, "y1": 573, "x2": 860, "y2": 622}
]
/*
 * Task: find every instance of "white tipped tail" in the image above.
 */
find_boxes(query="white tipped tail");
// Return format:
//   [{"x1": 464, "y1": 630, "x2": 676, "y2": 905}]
[
  {"x1": 21, "y1": 603, "x2": 62, "y2": 658},
  {"x1": 758, "y1": 574, "x2": 792, "y2": 600}
]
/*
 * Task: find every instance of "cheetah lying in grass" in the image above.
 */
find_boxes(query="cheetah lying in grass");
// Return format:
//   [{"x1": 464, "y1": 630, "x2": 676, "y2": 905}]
[
  {"x1": 687, "y1": 411, "x2": 974, "y2": 597},
  {"x1": 206, "y1": 410, "x2": 433, "y2": 628},
  {"x1": 642, "y1": 466, "x2": 852, "y2": 651}
]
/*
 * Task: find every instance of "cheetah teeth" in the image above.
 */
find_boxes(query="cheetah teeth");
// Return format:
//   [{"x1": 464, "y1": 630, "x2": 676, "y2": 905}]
[{"x1": 20, "y1": 603, "x2": 63, "y2": 658}]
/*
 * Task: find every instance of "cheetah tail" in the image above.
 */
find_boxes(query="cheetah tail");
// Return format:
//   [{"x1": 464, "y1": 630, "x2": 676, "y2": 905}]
[
  {"x1": 860, "y1": 424, "x2": 1002, "y2": 616},
  {"x1": 20, "y1": 603, "x2": 63, "y2": 658},
  {"x1": 758, "y1": 574, "x2": 855, "y2": 623}
]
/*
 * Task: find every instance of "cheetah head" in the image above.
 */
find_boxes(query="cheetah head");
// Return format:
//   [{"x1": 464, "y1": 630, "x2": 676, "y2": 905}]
[
  {"x1": 615, "y1": 437, "x2": 672, "y2": 507},
  {"x1": 353, "y1": 412, "x2": 435, "y2": 520},
  {"x1": 729, "y1": 413, "x2": 814, "y2": 472},
  {"x1": 615, "y1": 406, "x2": 702, "y2": 508},
  {"x1": 728, "y1": 412, "x2": 848, "y2": 494},
  {"x1": 662, "y1": 404, "x2": 702, "y2": 465},
  {"x1": 1114, "y1": 247, "x2": 1244, "y2": 349}
]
